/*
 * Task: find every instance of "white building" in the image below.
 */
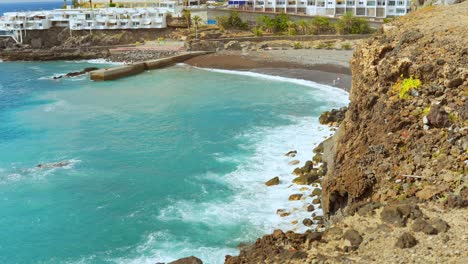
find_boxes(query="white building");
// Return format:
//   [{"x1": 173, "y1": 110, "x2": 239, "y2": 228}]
[
  {"x1": 76, "y1": 0, "x2": 201, "y2": 9},
  {"x1": 229, "y1": 0, "x2": 411, "y2": 18},
  {"x1": 0, "y1": 8, "x2": 170, "y2": 32}
]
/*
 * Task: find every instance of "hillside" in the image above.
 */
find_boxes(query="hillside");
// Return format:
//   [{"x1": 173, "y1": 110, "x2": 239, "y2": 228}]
[{"x1": 225, "y1": 2, "x2": 467, "y2": 263}]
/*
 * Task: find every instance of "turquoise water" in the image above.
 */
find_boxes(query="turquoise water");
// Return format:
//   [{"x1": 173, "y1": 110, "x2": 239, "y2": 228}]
[{"x1": 0, "y1": 61, "x2": 348, "y2": 264}]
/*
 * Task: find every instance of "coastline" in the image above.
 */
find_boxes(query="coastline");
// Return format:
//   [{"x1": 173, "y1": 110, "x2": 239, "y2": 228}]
[{"x1": 184, "y1": 49, "x2": 353, "y2": 91}]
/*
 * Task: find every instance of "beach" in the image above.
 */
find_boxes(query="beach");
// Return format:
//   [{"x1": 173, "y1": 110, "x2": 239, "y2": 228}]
[{"x1": 185, "y1": 49, "x2": 353, "y2": 90}]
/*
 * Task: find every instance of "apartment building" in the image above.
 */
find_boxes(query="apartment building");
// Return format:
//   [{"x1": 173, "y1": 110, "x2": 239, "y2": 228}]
[{"x1": 228, "y1": 0, "x2": 411, "y2": 18}]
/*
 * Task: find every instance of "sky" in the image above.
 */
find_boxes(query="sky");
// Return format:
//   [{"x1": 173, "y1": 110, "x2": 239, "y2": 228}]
[{"x1": 1, "y1": 0, "x2": 62, "y2": 3}]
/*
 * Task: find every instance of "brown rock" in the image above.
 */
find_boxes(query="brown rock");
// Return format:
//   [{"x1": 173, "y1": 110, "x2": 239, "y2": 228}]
[
  {"x1": 302, "y1": 218, "x2": 313, "y2": 226},
  {"x1": 307, "y1": 204, "x2": 315, "y2": 212},
  {"x1": 265, "y1": 176, "x2": 280, "y2": 186},
  {"x1": 289, "y1": 194, "x2": 303, "y2": 201},
  {"x1": 343, "y1": 229, "x2": 363, "y2": 250},
  {"x1": 412, "y1": 218, "x2": 438, "y2": 235},
  {"x1": 168, "y1": 256, "x2": 203, "y2": 264},
  {"x1": 289, "y1": 160, "x2": 300, "y2": 165},
  {"x1": 395, "y1": 232, "x2": 417, "y2": 249},
  {"x1": 416, "y1": 185, "x2": 449, "y2": 200}
]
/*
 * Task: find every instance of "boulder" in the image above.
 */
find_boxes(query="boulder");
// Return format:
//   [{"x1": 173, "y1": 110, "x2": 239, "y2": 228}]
[
  {"x1": 265, "y1": 176, "x2": 280, "y2": 186},
  {"x1": 285, "y1": 150, "x2": 297, "y2": 157},
  {"x1": 395, "y1": 232, "x2": 417, "y2": 249},
  {"x1": 169, "y1": 256, "x2": 203, "y2": 264},
  {"x1": 343, "y1": 229, "x2": 363, "y2": 250},
  {"x1": 303, "y1": 218, "x2": 313, "y2": 226},
  {"x1": 292, "y1": 174, "x2": 317, "y2": 185},
  {"x1": 289, "y1": 194, "x2": 303, "y2": 201},
  {"x1": 224, "y1": 41, "x2": 242, "y2": 51},
  {"x1": 426, "y1": 104, "x2": 450, "y2": 128},
  {"x1": 289, "y1": 160, "x2": 300, "y2": 165},
  {"x1": 311, "y1": 188, "x2": 322, "y2": 197},
  {"x1": 412, "y1": 218, "x2": 438, "y2": 235}
]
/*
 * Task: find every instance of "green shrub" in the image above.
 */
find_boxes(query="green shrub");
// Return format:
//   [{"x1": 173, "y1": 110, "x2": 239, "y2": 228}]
[
  {"x1": 394, "y1": 76, "x2": 422, "y2": 99},
  {"x1": 293, "y1": 42, "x2": 303, "y2": 49},
  {"x1": 109, "y1": 3, "x2": 116, "y2": 7},
  {"x1": 325, "y1": 42, "x2": 335, "y2": 49},
  {"x1": 253, "y1": 26, "x2": 263, "y2": 37},
  {"x1": 335, "y1": 12, "x2": 371, "y2": 34},
  {"x1": 341, "y1": 42, "x2": 352, "y2": 50},
  {"x1": 315, "y1": 42, "x2": 326, "y2": 49},
  {"x1": 309, "y1": 16, "x2": 333, "y2": 35},
  {"x1": 217, "y1": 12, "x2": 248, "y2": 30}
]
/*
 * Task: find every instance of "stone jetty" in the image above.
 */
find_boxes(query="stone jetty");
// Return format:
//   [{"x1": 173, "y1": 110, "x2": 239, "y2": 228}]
[{"x1": 90, "y1": 51, "x2": 212, "y2": 81}]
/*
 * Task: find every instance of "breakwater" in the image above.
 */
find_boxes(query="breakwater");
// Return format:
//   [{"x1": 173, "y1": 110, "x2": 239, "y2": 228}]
[{"x1": 89, "y1": 51, "x2": 212, "y2": 81}]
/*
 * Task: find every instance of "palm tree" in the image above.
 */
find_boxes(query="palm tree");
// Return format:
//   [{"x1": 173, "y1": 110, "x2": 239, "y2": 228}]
[
  {"x1": 63, "y1": 0, "x2": 67, "y2": 9},
  {"x1": 192, "y1": 15, "x2": 202, "y2": 39},
  {"x1": 182, "y1": 9, "x2": 191, "y2": 29},
  {"x1": 89, "y1": 0, "x2": 93, "y2": 9},
  {"x1": 297, "y1": 20, "x2": 308, "y2": 35},
  {"x1": 286, "y1": 21, "x2": 295, "y2": 36}
]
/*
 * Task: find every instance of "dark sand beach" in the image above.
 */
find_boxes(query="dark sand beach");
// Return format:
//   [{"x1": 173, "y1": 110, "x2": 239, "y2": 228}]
[{"x1": 185, "y1": 49, "x2": 353, "y2": 90}]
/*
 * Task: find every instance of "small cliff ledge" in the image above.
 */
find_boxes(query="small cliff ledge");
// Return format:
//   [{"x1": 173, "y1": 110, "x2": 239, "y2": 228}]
[{"x1": 322, "y1": 2, "x2": 467, "y2": 218}]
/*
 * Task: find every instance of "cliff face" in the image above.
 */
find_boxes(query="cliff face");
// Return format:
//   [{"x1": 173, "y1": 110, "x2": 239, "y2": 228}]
[
  {"x1": 322, "y1": 2, "x2": 467, "y2": 218},
  {"x1": 225, "y1": 3, "x2": 467, "y2": 263}
]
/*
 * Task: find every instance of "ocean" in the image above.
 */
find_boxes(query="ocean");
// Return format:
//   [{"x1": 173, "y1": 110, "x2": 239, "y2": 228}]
[
  {"x1": 0, "y1": 1, "x2": 63, "y2": 15},
  {"x1": 0, "y1": 59, "x2": 348, "y2": 263}
]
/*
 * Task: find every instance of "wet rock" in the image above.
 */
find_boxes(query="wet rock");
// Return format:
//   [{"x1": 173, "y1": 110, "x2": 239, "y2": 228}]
[
  {"x1": 272, "y1": 229, "x2": 285, "y2": 240},
  {"x1": 285, "y1": 150, "x2": 297, "y2": 157},
  {"x1": 395, "y1": 232, "x2": 417, "y2": 249},
  {"x1": 289, "y1": 194, "x2": 303, "y2": 201},
  {"x1": 311, "y1": 188, "x2": 322, "y2": 197},
  {"x1": 319, "y1": 107, "x2": 348, "y2": 125},
  {"x1": 293, "y1": 174, "x2": 318, "y2": 185},
  {"x1": 412, "y1": 218, "x2": 438, "y2": 235},
  {"x1": 303, "y1": 218, "x2": 313, "y2": 226},
  {"x1": 289, "y1": 160, "x2": 300, "y2": 165},
  {"x1": 307, "y1": 204, "x2": 315, "y2": 212},
  {"x1": 313, "y1": 143, "x2": 324, "y2": 154},
  {"x1": 265, "y1": 176, "x2": 280, "y2": 186},
  {"x1": 312, "y1": 198, "x2": 321, "y2": 204},
  {"x1": 276, "y1": 209, "x2": 290, "y2": 217},
  {"x1": 312, "y1": 215, "x2": 323, "y2": 222},
  {"x1": 343, "y1": 229, "x2": 363, "y2": 250},
  {"x1": 168, "y1": 256, "x2": 203, "y2": 264}
]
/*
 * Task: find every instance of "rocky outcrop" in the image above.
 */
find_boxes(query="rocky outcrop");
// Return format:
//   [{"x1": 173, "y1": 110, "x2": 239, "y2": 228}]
[
  {"x1": 225, "y1": 2, "x2": 467, "y2": 263},
  {"x1": 321, "y1": 2, "x2": 468, "y2": 219}
]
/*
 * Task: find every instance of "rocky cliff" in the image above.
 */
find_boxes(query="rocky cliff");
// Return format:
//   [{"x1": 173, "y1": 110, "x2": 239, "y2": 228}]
[
  {"x1": 322, "y1": 1, "x2": 467, "y2": 220},
  {"x1": 225, "y1": 2, "x2": 467, "y2": 263}
]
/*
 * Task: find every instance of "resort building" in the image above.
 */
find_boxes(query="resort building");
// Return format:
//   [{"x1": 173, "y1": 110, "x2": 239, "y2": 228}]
[
  {"x1": 76, "y1": 0, "x2": 202, "y2": 9},
  {"x1": 0, "y1": 8, "x2": 171, "y2": 32},
  {"x1": 228, "y1": 0, "x2": 411, "y2": 18}
]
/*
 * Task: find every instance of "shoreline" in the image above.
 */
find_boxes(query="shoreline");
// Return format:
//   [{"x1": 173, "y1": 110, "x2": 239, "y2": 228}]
[{"x1": 184, "y1": 50, "x2": 353, "y2": 91}]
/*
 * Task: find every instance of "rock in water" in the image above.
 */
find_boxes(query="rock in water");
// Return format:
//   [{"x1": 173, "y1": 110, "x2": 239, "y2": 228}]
[
  {"x1": 168, "y1": 256, "x2": 203, "y2": 264},
  {"x1": 289, "y1": 194, "x2": 303, "y2": 201},
  {"x1": 284, "y1": 150, "x2": 297, "y2": 157},
  {"x1": 395, "y1": 232, "x2": 417, "y2": 249},
  {"x1": 265, "y1": 176, "x2": 280, "y2": 186},
  {"x1": 289, "y1": 160, "x2": 300, "y2": 165}
]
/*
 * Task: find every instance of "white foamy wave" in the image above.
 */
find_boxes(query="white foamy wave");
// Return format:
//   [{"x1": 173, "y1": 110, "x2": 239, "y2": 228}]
[
  {"x1": 43, "y1": 99, "x2": 70, "y2": 112},
  {"x1": 0, "y1": 159, "x2": 81, "y2": 185},
  {"x1": 111, "y1": 230, "x2": 238, "y2": 264},
  {"x1": 157, "y1": 116, "x2": 331, "y2": 237},
  {"x1": 193, "y1": 66, "x2": 350, "y2": 105},
  {"x1": 68, "y1": 59, "x2": 124, "y2": 65},
  {"x1": 38, "y1": 73, "x2": 69, "y2": 81}
]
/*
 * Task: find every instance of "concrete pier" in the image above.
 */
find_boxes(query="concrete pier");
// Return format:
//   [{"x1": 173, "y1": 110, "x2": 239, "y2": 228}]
[{"x1": 90, "y1": 51, "x2": 211, "y2": 81}]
